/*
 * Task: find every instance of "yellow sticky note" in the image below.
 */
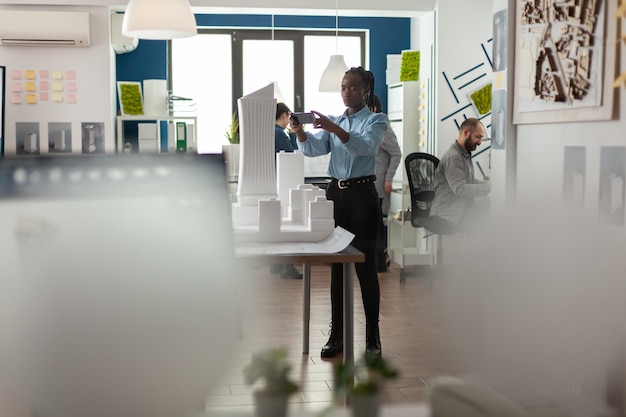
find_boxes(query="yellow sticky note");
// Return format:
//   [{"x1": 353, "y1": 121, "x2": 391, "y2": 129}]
[
  {"x1": 52, "y1": 82, "x2": 63, "y2": 91},
  {"x1": 52, "y1": 70, "x2": 63, "y2": 80},
  {"x1": 25, "y1": 82, "x2": 36, "y2": 92},
  {"x1": 26, "y1": 94, "x2": 37, "y2": 104},
  {"x1": 25, "y1": 70, "x2": 36, "y2": 80}
]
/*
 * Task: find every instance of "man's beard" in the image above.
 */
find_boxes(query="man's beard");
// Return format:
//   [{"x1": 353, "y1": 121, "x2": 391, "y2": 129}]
[{"x1": 464, "y1": 137, "x2": 476, "y2": 152}]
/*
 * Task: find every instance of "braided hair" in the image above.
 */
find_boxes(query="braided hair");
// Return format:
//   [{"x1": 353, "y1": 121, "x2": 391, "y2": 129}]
[{"x1": 345, "y1": 66, "x2": 376, "y2": 110}]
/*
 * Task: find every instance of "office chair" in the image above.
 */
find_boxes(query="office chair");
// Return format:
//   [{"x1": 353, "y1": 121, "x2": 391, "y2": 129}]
[{"x1": 404, "y1": 152, "x2": 457, "y2": 287}]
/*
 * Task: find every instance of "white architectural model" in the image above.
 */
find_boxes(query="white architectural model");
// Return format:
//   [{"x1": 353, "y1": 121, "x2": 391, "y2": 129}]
[
  {"x1": 53, "y1": 130, "x2": 66, "y2": 151},
  {"x1": 23, "y1": 132, "x2": 37, "y2": 153},
  {"x1": 600, "y1": 173, "x2": 624, "y2": 214},
  {"x1": 232, "y1": 84, "x2": 334, "y2": 243},
  {"x1": 83, "y1": 125, "x2": 96, "y2": 153}
]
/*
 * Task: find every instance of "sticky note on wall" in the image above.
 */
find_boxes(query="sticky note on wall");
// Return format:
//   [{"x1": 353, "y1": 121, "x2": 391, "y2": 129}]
[
  {"x1": 52, "y1": 70, "x2": 63, "y2": 80},
  {"x1": 25, "y1": 70, "x2": 36, "y2": 80},
  {"x1": 26, "y1": 94, "x2": 37, "y2": 104},
  {"x1": 53, "y1": 92, "x2": 63, "y2": 102},
  {"x1": 25, "y1": 82, "x2": 36, "y2": 92},
  {"x1": 52, "y1": 82, "x2": 63, "y2": 91}
]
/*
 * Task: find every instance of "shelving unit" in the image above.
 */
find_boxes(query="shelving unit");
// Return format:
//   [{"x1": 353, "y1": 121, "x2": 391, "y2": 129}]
[
  {"x1": 386, "y1": 81, "x2": 433, "y2": 277},
  {"x1": 116, "y1": 115, "x2": 197, "y2": 154}
]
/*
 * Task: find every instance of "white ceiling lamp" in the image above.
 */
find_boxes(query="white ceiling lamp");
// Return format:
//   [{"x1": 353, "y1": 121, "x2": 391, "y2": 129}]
[
  {"x1": 122, "y1": 0, "x2": 197, "y2": 40},
  {"x1": 319, "y1": 0, "x2": 348, "y2": 92}
]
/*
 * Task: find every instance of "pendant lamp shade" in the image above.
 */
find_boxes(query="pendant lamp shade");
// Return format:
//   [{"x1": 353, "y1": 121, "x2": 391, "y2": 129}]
[
  {"x1": 122, "y1": 0, "x2": 197, "y2": 40},
  {"x1": 319, "y1": 54, "x2": 348, "y2": 92}
]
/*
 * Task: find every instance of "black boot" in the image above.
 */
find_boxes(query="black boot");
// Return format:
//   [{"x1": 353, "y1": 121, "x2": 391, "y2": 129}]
[
  {"x1": 321, "y1": 326, "x2": 343, "y2": 358},
  {"x1": 366, "y1": 323, "x2": 382, "y2": 357}
]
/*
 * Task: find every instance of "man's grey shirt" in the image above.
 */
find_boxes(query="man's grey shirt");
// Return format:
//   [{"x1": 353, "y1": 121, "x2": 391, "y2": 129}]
[{"x1": 430, "y1": 141, "x2": 490, "y2": 224}]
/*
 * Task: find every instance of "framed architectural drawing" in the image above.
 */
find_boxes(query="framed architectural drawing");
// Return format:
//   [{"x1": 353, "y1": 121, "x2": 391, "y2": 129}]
[{"x1": 513, "y1": 0, "x2": 616, "y2": 124}]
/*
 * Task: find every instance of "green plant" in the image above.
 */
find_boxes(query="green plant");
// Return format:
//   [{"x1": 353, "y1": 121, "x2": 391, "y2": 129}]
[
  {"x1": 335, "y1": 352, "x2": 399, "y2": 397},
  {"x1": 470, "y1": 83, "x2": 493, "y2": 115},
  {"x1": 399, "y1": 50, "x2": 420, "y2": 82},
  {"x1": 119, "y1": 83, "x2": 144, "y2": 115},
  {"x1": 225, "y1": 111, "x2": 240, "y2": 144},
  {"x1": 243, "y1": 348, "x2": 298, "y2": 395}
]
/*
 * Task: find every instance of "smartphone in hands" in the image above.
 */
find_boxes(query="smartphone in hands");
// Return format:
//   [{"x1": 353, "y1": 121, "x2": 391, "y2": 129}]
[{"x1": 290, "y1": 112, "x2": 316, "y2": 124}]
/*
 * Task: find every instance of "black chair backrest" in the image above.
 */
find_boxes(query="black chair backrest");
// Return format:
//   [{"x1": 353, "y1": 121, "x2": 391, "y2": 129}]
[{"x1": 404, "y1": 152, "x2": 440, "y2": 228}]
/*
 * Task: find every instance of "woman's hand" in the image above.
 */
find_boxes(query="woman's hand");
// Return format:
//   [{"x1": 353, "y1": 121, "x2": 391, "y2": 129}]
[
  {"x1": 384, "y1": 181, "x2": 393, "y2": 195},
  {"x1": 289, "y1": 114, "x2": 307, "y2": 142},
  {"x1": 310, "y1": 110, "x2": 350, "y2": 143}
]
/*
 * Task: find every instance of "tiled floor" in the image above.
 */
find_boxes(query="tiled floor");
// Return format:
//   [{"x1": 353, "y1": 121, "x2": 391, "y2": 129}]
[{"x1": 205, "y1": 262, "x2": 457, "y2": 414}]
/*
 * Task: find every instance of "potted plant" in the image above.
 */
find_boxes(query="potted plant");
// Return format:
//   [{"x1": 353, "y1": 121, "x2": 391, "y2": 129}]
[
  {"x1": 243, "y1": 348, "x2": 299, "y2": 417},
  {"x1": 334, "y1": 352, "x2": 399, "y2": 417},
  {"x1": 222, "y1": 111, "x2": 240, "y2": 180},
  {"x1": 225, "y1": 111, "x2": 240, "y2": 144}
]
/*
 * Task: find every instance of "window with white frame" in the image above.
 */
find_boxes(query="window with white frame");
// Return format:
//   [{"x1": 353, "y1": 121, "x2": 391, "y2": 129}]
[{"x1": 171, "y1": 29, "x2": 365, "y2": 154}]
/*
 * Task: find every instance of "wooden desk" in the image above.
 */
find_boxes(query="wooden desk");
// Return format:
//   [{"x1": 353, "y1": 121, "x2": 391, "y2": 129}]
[{"x1": 235, "y1": 246, "x2": 365, "y2": 368}]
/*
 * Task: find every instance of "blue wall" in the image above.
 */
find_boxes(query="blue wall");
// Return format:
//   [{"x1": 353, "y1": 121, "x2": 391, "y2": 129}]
[{"x1": 115, "y1": 14, "x2": 411, "y2": 112}]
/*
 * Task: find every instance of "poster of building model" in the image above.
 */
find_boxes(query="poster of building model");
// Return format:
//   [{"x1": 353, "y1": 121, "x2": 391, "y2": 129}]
[{"x1": 513, "y1": 0, "x2": 616, "y2": 124}]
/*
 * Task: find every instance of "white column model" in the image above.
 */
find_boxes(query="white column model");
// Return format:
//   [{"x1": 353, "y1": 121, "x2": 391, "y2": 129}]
[
  {"x1": 276, "y1": 151, "x2": 304, "y2": 218},
  {"x1": 233, "y1": 84, "x2": 277, "y2": 227}
]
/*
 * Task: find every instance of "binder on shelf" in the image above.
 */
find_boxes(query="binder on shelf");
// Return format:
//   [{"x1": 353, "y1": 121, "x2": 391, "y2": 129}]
[{"x1": 176, "y1": 122, "x2": 187, "y2": 153}]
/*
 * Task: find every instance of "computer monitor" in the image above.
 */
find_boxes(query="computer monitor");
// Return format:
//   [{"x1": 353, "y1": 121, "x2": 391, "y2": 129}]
[{"x1": 0, "y1": 154, "x2": 240, "y2": 417}]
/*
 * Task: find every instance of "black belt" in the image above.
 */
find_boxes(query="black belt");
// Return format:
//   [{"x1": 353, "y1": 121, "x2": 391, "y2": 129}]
[{"x1": 331, "y1": 175, "x2": 376, "y2": 190}]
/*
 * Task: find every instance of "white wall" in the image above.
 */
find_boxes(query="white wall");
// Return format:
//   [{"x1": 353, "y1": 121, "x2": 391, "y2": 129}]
[
  {"x1": 0, "y1": 5, "x2": 116, "y2": 155},
  {"x1": 434, "y1": 0, "x2": 493, "y2": 182},
  {"x1": 416, "y1": 12, "x2": 435, "y2": 153},
  {"x1": 513, "y1": 8, "x2": 626, "y2": 223}
]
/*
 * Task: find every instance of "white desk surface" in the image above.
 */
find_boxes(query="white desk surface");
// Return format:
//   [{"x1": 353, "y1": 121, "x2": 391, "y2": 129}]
[{"x1": 201, "y1": 403, "x2": 430, "y2": 417}]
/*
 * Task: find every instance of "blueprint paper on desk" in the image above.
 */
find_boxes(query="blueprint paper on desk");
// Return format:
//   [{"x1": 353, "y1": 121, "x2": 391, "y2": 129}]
[{"x1": 235, "y1": 226, "x2": 355, "y2": 256}]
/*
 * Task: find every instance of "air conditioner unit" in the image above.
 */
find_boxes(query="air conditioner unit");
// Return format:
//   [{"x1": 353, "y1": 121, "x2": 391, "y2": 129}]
[
  {"x1": 110, "y1": 12, "x2": 138, "y2": 54},
  {"x1": 0, "y1": 10, "x2": 90, "y2": 47}
]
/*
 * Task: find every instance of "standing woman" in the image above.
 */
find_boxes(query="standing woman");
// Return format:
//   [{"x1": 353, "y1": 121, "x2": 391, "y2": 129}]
[{"x1": 290, "y1": 67, "x2": 389, "y2": 358}]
